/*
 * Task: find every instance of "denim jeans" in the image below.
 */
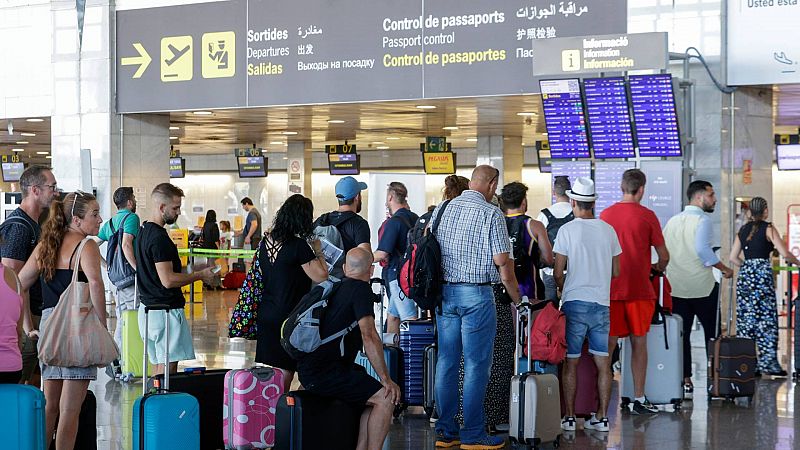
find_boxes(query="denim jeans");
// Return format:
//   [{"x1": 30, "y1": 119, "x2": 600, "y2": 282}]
[
  {"x1": 435, "y1": 284, "x2": 496, "y2": 442},
  {"x1": 543, "y1": 273, "x2": 558, "y2": 304}
]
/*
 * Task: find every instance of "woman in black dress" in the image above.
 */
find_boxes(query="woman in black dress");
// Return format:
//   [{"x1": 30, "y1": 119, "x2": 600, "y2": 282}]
[
  {"x1": 201, "y1": 210, "x2": 220, "y2": 250},
  {"x1": 255, "y1": 194, "x2": 328, "y2": 392}
]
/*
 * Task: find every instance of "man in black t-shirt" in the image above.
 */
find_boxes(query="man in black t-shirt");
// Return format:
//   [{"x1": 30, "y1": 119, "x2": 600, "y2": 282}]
[
  {"x1": 0, "y1": 166, "x2": 57, "y2": 386},
  {"x1": 297, "y1": 248, "x2": 400, "y2": 449},
  {"x1": 313, "y1": 176, "x2": 372, "y2": 254},
  {"x1": 135, "y1": 183, "x2": 216, "y2": 374},
  {"x1": 373, "y1": 182, "x2": 419, "y2": 335}
]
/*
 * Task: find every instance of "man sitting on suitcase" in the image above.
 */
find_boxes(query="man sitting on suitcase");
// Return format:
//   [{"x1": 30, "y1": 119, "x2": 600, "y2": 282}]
[
  {"x1": 553, "y1": 177, "x2": 621, "y2": 433},
  {"x1": 600, "y1": 169, "x2": 670, "y2": 414},
  {"x1": 297, "y1": 248, "x2": 401, "y2": 450}
]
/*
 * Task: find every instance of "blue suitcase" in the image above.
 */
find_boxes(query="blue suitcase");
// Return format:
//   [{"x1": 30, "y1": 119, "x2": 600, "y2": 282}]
[
  {"x1": 0, "y1": 384, "x2": 46, "y2": 450},
  {"x1": 399, "y1": 319, "x2": 435, "y2": 406},
  {"x1": 132, "y1": 304, "x2": 200, "y2": 450},
  {"x1": 355, "y1": 346, "x2": 402, "y2": 387}
]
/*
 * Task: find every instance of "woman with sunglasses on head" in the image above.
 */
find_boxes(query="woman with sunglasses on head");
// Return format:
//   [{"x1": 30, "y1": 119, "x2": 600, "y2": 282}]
[{"x1": 18, "y1": 191, "x2": 106, "y2": 450}]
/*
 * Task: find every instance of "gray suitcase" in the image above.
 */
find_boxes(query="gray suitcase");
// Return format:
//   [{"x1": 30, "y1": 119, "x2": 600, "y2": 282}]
[
  {"x1": 620, "y1": 276, "x2": 684, "y2": 410},
  {"x1": 509, "y1": 303, "x2": 562, "y2": 449}
]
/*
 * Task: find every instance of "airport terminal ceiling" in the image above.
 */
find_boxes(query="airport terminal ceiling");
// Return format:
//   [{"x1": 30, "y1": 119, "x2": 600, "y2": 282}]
[
  {"x1": 167, "y1": 95, "x2": 548, "y2": 156},
  {"x1": 0, "y1": 117, "x2": 52, "y2": 166}
]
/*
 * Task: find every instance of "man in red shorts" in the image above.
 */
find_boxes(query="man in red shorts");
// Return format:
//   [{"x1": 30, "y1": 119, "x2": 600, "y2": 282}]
[{"x1": 600, "y1": 169, "x2": 670, "y2": 414}]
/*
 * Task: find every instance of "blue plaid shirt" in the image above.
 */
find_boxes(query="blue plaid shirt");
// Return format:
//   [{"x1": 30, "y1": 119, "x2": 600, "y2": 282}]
[{"x1": 429, "y1": 190, "x2": 511, "y2": 284}]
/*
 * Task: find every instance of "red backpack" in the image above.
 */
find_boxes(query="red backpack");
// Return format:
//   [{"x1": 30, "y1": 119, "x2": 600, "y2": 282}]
[{"x1": 523, "y1": 302, "x2": 567, "y2": 365}]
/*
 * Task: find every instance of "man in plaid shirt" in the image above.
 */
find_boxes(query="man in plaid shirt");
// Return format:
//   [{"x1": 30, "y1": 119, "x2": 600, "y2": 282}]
[{"x1": 429, "y1": 165, "x2": 526, "y2": 450}]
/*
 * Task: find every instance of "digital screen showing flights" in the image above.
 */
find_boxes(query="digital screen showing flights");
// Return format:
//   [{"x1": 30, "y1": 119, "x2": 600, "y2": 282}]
[
  {"x1": 583, "y1": 77, "x2": 635, "y2": 159},
  {"x1": 1, "y1": 162, "x2": 24, "y2": 182},
  {"x1": 594, "y1": 161, "x2": 635, "y2": 216},
  {"x1": 539, "y1": 79, "x2": 590, "y2": 159},
  {"x1": 237, "y1": 156, "x2": 267, "y2": 178},
  {"x1": 168, "y1": 157, "x2": 185, "y2": 178},
  {"x1": 628, "y1": 74, "x2": 682, "y2": 157},
  {"x1": 550, "y1": 160, "x2": 591, "y2": 202},
  {"x1": 328, "y1": 153, "x2": 360, "y2": 175}
]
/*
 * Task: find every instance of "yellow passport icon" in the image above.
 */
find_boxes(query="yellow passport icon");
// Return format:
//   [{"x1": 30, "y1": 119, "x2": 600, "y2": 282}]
[
  {"x1": 561, "y1": 49, "x2": 580, "y2": 72},
  {"x1": 161, "y1": 35, "x2": 193, "y2": 82},
  {"x1": 202, "y1": 31, "x2": 236, "y2": 79}
]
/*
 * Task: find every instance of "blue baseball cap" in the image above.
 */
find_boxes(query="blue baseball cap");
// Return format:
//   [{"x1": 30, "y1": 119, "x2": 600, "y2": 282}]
[{"x1": 335, "y1": 176, "x2": 368, "y2": 201}]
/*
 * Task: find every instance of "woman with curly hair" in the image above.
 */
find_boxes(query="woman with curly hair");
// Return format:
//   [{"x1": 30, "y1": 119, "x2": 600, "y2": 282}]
[
  {"x1": 729, "y1": 197, "x2": 800, "y2": 377},
  {"x1": 18, "y1": 191, "x2": 105, "y2": 450},
  {"x1": 255, "y1": 194, "x2": 328, "y2": 391}
]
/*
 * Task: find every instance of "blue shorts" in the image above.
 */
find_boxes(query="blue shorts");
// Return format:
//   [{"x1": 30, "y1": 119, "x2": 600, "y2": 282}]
[
  {"x1": 561, "y1": 300, "x2": 610, "y2": 358},
  {"x1": 387, "y1": 279, "x2": 418, "y2": 321},
  {"x1": 138, "y1": 305, "x2": 195, "y2": 365}
]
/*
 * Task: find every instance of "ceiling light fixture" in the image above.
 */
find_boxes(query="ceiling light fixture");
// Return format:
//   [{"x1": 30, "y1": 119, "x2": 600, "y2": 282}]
[
  {"x1": 282, "y1": 131, "x2": 298, "y2": 135},
  {"x1": 26, "y1": 118, "x2": 44, "y2": 123},
  {"x1": 169, "y1": 136, "x2": 178, "y2": 140},
  {"x1": 327, "y1": 120, "x2": 345, "y2": 124},
  {"x1": 466, "y1": 138, "x2": 478, "y2": 142},
  {"x1": 443, "y1": 126, "x2": 458, "y2": 130},
  {"x1": 416, "y1": 105, "x2": 436, "y2": 110},
  {"x1": 36, "y1": 151, "x2": 49, "y2": 155},
  {"x1": 372, "y1": 141, "x2": 385, "y2": 145},
  {"x1": 192, "y1": 111, "x2": 213, "y2": 115},
  {"x1": 16, "y1": 141, "x2": 28, "y2": 145},
  {"x1": 377, "y1": 146, "x2": 390, "y2": 150},
  {"x1": 11, "y1": 148, "x2": 24, "y2": 152},
  {"x1": 386, "y1": 137, "x2": 400, "y2": 140},
  {"x1": 169, "y1": 126, "x2": 180, "y2": 130},
  {"x1": 517, "y1": 112, "x2": 537, "y2": 116},
  {"x1": 270, "y1": 141, "x2": 283, "y2": 145},
  {"x1": 46, "y1": 155, "x2": 52, "y2": 159},
  {"x1": 20, "y1": 132, "x2": 35, "y2": 137}
]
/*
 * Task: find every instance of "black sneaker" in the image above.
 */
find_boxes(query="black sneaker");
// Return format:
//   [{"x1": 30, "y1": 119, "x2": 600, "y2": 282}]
[
  {"x1": 631, "y1": 399, "x2": 659, "y2": 415},
  {"x1": 764, "y1": 369, "x2": 788, "y2": 378}
]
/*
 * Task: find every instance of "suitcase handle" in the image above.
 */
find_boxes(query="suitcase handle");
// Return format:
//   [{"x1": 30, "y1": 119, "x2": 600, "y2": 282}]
[
  {"x1": 142, "y1": 304, "x2": 174, "y2": 396},
  {"x1": 514, "y1": 304, "x2": 533, "y2": 374}
]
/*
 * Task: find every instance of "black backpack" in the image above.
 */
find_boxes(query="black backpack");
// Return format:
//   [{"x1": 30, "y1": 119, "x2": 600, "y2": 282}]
[
  {"x1": 107, "y1": 213, "x2": 136, "y2": 289},
  {"x1": 541, "y1": 208, "x2": 574, "y2": 246},
  {"x1": 407, "y1": 210, "x2": 433, "y2": 246},
  {"x1": 506, "y1": 215, "x2": 533, "y2": 282},
  {"x1": 398, "y1": 201, "x2": 451, "y2": 312}
]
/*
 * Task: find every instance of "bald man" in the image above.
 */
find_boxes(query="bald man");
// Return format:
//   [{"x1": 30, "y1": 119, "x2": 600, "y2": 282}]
[
  {"x1": 428, "y1": 165, "x2": 524, "y2": 449},
  {"x1": 297, "y1": 248, "x2": 401, "y2": 450}
]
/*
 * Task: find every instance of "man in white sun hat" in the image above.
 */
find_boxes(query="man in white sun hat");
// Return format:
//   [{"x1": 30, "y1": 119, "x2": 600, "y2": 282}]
[{"x1": 553, "y1": 177, "x2": 622, "y2": 434}]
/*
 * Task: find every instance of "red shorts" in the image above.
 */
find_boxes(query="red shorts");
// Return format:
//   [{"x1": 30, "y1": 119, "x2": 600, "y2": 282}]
[{"x1": 610, "y1": 299, "x2": 655, "y2": 337}]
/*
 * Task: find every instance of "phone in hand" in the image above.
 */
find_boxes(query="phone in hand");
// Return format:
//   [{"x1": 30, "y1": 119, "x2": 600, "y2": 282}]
[{"x1": 211, "y1": 265, "x2": 222, "y2": 274}]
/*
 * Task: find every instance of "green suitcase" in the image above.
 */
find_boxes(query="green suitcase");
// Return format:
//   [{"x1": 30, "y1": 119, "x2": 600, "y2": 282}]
[{"x1": 121, "y1": 309, "x2": 151, "y2": 377}]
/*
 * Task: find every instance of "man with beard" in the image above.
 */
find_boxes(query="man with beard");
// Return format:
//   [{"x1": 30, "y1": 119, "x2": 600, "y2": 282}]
[
  {"x1": 135, "y1": 183, "x2": 216, "y2": 374},
  {"x1": 313, "y1": 176, "x2": 372, "y2": 255},
  {"x1": 97, "y1": 187, "x2": 140, "y2": 376},
  {"x1": 663, "y1": 180, "x2": 733, "y2": 397}
]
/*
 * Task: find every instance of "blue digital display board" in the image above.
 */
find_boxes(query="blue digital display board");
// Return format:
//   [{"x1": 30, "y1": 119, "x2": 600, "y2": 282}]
[
  {"x1": 539, "y1": 79, "x2": 590, "y2": 159},
  {"x1": 628, "y1": 74, "x2": 682, "y2": 157},
  {"x1": 551, "y1": 160, "x2": 592, "y2": 202},
  {"x1": 584, "y1": 77, "x2": 635, "y2": 159},
  {"x1": 594, "y1": 161, "x2": 636, "y2": 216}
]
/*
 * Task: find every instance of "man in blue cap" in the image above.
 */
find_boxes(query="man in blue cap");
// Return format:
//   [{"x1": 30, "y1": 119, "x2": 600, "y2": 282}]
[{"x1": 313, "y1": 177, "x2": 372, "y2": 275}]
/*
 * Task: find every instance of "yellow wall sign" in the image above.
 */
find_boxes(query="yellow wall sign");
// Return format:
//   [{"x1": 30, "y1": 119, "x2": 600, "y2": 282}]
[{"x1": 423, "y1": 152, "x2": 456, "y2": 174}]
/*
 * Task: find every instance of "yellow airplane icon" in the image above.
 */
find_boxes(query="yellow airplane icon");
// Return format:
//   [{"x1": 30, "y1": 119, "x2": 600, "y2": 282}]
[{"x1": 121, "y1": 43, "x2": 152, "y2": 79}]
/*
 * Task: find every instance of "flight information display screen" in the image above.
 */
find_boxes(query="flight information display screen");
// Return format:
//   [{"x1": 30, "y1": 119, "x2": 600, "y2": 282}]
[
  {"x1": 628, "y1": 74, "x2": 682, "y2": 157},
  {"x1": 594, "y1": 161, "x2": 636, "y2": 216},
  {"x1": 551, "y1": 160, "x2": 591, "y2": 201},
  {"x1": 540, "y1": 79, "x2": 590, "y2": 159},
  {"x1": 777, "y1": 145, "x2": 800, "y2": 170},
  {"x1": 583, "y1": 77, "x2": 635, "y2": 159}
]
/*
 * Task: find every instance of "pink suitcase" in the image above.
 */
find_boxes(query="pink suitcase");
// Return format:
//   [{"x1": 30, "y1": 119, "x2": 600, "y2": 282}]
[{"x1": 223, "y1": 367, "x2": 285, "y2": 449}]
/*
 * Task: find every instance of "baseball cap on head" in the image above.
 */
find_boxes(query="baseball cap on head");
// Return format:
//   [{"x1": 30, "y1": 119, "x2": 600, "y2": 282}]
[{"x1": 335, "y1": 176, "x2": 368, "y2": 201}]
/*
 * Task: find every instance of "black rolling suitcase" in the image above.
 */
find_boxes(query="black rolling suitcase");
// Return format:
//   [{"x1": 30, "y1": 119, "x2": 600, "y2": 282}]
[
  {"x1": 708, "y1": 281, "x2": 756, "y2": 401},
  {"x1": 147, "y1": 367, "x2": 228, "y2": 450},
  {"x1": 274, "y1": 390, "x2": 362, "y2": 450}
]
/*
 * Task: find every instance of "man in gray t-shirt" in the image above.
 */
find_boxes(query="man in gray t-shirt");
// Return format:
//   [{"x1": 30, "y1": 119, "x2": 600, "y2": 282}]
[{"x1": 239, "y1": 197, "x2": 262, "y2": 250}]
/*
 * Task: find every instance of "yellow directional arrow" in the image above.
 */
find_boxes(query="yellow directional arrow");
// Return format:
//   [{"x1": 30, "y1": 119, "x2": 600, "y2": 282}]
[{"x1": 121, "y1": 43, "x2": 152, "y2": 79}]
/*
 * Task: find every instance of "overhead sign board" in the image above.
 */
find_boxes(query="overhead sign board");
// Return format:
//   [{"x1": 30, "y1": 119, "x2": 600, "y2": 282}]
[
  {"x1": 423, "y1": 152, "x2": 456, "y2": 174},
  {"x1": 728, "y1": 1, "x2": 800, "y2": 85},
  {"x1": 532, "y1": 32, "x2": 667, "y2": 76},
  {"x1": 116, "y1": 0, "x2": 627, "y2": 113}
]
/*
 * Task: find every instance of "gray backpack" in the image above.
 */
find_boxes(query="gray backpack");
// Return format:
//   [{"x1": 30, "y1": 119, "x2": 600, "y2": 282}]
[
  {"x1": 280, "y1": 280, "x2": 357, "y2": 360},
  {"x1": 312, "y1": 213, "x2": 354, "y2": 281}
]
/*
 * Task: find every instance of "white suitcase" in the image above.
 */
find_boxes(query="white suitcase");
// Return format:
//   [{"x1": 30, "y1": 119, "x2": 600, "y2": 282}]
[
  {"x1": 620, "y1": 276, "x2": 684, "y2": 410},
  {"x1": 509, "y1": 302, "x2": 562, "y2": 449}
]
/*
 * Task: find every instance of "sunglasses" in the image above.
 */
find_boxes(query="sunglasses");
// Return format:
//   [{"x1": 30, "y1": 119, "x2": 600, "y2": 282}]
[{"x1": 70, "y1": 190, "x2": 86, "y2": 218}]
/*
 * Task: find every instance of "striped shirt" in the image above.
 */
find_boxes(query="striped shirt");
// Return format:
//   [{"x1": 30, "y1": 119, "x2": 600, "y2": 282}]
[{"x1": 429, "y1": 190, "x2": 511, "y2": 284}]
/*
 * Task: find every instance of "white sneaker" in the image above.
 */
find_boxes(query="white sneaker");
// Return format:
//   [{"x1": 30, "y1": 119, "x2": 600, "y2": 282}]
[
  {"x1": 583, "y1": 414, "x2": 610, "y2": 432},
  {"x1": 561, "y1": 416, "x2": 577, "y2": 431}
]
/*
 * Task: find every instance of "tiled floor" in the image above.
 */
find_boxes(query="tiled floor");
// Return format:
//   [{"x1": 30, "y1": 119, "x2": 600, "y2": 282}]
[{"x1": 90, "y1": 289, "x2": 799, "y2": 449}]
